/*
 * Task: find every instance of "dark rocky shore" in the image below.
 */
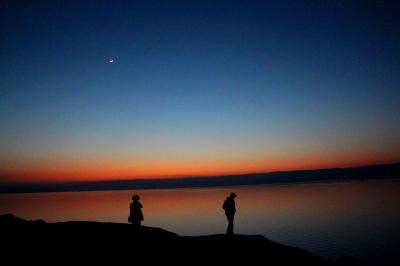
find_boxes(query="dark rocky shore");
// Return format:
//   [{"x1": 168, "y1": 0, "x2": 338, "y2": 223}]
[{"x1": 0, "y1": 214, "x2": 356, "y2": 265}]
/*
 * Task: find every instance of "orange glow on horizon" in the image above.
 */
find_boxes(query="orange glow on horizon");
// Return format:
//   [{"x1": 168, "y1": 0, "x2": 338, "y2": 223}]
[{"x1": 1, "y1": 150, "x2": 399, "y2": 184}]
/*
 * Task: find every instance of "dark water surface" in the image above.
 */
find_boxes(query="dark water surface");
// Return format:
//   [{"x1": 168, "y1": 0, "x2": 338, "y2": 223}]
[{"x1": 1, "y1": 179, "x2": 399, "y2": 265}]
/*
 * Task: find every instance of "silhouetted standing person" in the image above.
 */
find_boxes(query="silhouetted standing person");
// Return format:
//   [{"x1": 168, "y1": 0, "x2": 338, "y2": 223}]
[
  {"x1": 223, "y1": 192, "x2": 236, "y2": 235},
  {"x1": 129, "y1": 195, "x2": 143, "y2": 228}
]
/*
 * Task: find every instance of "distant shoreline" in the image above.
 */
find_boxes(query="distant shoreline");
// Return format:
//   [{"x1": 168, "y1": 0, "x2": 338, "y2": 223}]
[
  {"x1": 1, "y1": 162, "x2": 399, "y2": 194},
  {"x1": 2, "y1": 177, "x2": 399, "y2": 196}
]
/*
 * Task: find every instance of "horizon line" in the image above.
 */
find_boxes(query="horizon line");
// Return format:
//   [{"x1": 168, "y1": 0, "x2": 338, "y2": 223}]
[{"x1": 1, "y1": 161, "x2": 399, "y2": 187}]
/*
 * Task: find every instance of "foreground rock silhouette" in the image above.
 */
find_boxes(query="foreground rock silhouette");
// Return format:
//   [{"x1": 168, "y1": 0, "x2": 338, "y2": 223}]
[{"x1": 0, "y1": 214, "x2": 356, "y2": 265}]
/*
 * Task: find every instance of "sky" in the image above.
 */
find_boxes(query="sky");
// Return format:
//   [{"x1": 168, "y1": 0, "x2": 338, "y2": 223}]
[{"x1": 1, "y1": 0, "x2": 399, "y2": 184}]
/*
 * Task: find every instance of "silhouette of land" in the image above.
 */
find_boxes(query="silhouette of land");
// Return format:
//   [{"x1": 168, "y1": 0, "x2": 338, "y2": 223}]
[
  {"x1": 1, "y1": 214, "x2": 356, "y2": 265},
  {"x1": 1, "y1": 162, "x2": 399, "y2": 193}
]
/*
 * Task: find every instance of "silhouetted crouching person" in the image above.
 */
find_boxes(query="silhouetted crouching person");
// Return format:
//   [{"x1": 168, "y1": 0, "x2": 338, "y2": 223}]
[
  {"x1": 129, "y1": 195, "x2": 144, "y2": 228},
  {"x1": 223, "y1": 193, "x2": 236, "y2": 235}
]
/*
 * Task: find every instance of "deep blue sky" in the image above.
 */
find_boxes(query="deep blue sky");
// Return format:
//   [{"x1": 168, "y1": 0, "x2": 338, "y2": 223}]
[{"x1": 1, "y1": 0, "x2": 399, "y2": 182}]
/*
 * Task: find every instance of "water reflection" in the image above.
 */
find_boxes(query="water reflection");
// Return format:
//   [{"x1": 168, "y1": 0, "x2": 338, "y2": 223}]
[{"x1": 1, "y1": 179, "x2": 399, "y2": 265}]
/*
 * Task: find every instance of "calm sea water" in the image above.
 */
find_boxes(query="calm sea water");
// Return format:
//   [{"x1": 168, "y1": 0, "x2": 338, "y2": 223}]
[{"x1": 1, "y1": 179, "x2": 399, "y2": 265}]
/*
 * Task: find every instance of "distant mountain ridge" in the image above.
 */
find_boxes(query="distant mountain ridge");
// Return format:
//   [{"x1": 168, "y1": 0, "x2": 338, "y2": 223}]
[{"x1": 1, "y1": 162, "x2": 399, "y2": 193}]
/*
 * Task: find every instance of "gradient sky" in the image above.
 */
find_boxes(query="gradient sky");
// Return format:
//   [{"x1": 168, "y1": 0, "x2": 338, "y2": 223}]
[{"x1": 1, "y1": 0, "x2": 399, "y2": 183}]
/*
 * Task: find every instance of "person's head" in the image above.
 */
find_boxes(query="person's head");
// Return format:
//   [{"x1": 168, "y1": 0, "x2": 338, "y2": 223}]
[
  {"x1": 230, "y1": 192, "x2": 236, "y2": 199},
  {"x1": 132, "y1": 195, "x2": 140, "y2": 201}
]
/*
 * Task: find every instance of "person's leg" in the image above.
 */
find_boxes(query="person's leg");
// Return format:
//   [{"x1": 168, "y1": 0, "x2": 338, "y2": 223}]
[
  {"x1": 230, "y1": 213, "x2": 234, "y2": 234},
  {"x1": 132, "y1": 219, "x2": 140, "y2": 228},
  {"x1": 226, "y1": 213, "x2": 234, "y2": 235}
]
